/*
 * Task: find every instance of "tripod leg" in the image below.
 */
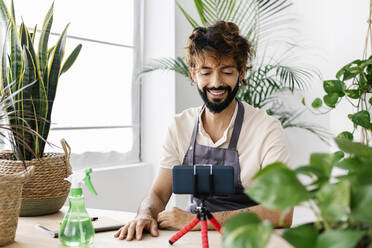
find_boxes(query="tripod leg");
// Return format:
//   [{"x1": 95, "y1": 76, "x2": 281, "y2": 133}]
[
  {"x1": 200, "y1": 220, "x2": 209, "y2": 248},
  {"x1": 206, "y1": 210, "x2": 222, "y2": 233},
  {"x1": 169, "y1": 216, "x2": 200, "y2": 245}
]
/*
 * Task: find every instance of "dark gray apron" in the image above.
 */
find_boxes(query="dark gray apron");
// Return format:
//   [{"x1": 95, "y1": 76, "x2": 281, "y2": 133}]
[{"x1": 183, "y1": 100, "x2": 257, "y2": 213}]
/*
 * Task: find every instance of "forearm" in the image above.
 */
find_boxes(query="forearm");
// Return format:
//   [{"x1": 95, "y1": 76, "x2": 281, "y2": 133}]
[
  {"x1": 248, "y1": 205, "x2": 293, "y2": 228},
  {"x1": 209, "y1": 205, "x2": 293, "y2": 229},
  {"x1": 137, "y1": 191, "x2": 167, "y2": 218}
]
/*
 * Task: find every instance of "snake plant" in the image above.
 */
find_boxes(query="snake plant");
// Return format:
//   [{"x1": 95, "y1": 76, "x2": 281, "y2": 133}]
[{"x1": 0, "y1": 0, "x2": 82, "y2": 160}]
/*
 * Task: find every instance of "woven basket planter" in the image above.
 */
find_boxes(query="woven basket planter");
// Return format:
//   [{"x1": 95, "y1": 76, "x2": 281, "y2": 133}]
[
  {"x1": 0, "y1": 140, "x2": 72, "y2": 216},
  {"x1": 0, "y1": 166, "x2": 34, "y2": 246}
]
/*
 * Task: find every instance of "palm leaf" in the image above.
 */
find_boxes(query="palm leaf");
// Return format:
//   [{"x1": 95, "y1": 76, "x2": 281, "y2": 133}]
[
  {"x1": 270, "y1": 106, "x2": 331, "y2": 144},
  {"x1": 194, "y1": 0, "x2": 209, "y2": 25},
  {"x1": 176, "y1": 1, "x2": 199, "y2": 28},
  {"x1": 139, "y1": 57, "x2": 189, "y2": 78}
]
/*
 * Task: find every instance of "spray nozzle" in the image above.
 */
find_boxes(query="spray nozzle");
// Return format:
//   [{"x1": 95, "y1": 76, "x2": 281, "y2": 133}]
[
  {"x1": 83, "y1": 168, "x2": 97, "y2": 195},
  {"x1": 65, "y1": 168, "x2": 98, "y2": 196}
]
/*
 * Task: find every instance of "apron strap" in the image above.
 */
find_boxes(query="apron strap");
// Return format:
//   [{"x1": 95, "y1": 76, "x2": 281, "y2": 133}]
[
  {"x1": 187, "y1": 105, "x2": 205, "y2": 165},
  {"x1": 228, "y1": 100, "x2": 244, "y2": 150}
]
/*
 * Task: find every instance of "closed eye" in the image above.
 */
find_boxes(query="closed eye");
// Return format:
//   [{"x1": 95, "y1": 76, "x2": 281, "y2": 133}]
[{"x1": 200, "y1": 72, "x2": 211, "y2": 76}]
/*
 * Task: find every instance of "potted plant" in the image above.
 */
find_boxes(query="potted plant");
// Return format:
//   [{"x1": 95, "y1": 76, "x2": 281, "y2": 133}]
[
  {"x1": 307, "y1": 55, "x2": 372, "y2": 145},
  {"x1": 222, "y1": 138, "x2": 372, "y2": 248},
  {"x1": 0, "y1": 0, "x2": 82, "y2": 216}
]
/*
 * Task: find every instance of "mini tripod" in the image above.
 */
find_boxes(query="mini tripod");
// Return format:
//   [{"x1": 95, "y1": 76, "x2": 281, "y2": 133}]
[
  {"x1": 169, "y1": 165, "x2": 222, "y2": 248},
  {"x1": 168, "y1": 199, "x2": 221, "y2": 248}
]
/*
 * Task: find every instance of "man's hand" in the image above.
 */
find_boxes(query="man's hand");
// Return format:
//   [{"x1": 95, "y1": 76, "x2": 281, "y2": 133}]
[
  {"x1": 157, "y1": 207, "x2": 194, "y2": 229},
  {"x1": 114, "y1": 215, "x2": 159, "y2": 241}
]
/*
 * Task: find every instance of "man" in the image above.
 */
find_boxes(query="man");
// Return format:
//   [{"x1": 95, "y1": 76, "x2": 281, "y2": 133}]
[{"x1": 115, "y1": 21, "x2": 292, "y2": 241}]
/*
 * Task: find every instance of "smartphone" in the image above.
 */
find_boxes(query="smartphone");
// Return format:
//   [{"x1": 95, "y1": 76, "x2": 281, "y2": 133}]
[{"x1": 172, "y1": 165, "x2": 235, "y2": 195}]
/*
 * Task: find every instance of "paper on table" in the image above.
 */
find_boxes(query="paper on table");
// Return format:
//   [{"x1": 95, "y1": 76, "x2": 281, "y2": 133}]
[{"x1": 35, "y1": 214, "x2": 126, "y2": 238}]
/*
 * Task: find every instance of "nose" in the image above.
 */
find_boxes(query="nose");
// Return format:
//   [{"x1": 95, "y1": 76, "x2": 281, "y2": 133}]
[{"x1": 210, "y1": 72, "x2": 224, "y2": 88}]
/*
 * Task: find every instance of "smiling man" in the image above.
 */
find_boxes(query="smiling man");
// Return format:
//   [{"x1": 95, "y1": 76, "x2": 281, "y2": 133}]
[{"x1": 114, "y1": 21, "x2": 292, "y2": 241}]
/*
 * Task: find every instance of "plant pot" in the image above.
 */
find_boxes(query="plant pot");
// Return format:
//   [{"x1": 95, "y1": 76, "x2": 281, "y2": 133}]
[
  {"x1": 0, "y1": 166, "x2": 34, "y2": 246},
  {"x1": 0, "y1": 141, "x2": 72, "y2": 216}
]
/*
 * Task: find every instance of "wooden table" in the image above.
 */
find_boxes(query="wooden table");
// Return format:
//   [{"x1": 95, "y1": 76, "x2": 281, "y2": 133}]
[{"x1": 6, "y1": 208, "x2": 292, "y2": 248}]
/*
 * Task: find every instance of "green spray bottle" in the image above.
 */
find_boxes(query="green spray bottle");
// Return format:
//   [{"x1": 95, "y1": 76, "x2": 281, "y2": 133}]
[{"x1": 59, "y1": 168, "x2": 97, "y2": 247}]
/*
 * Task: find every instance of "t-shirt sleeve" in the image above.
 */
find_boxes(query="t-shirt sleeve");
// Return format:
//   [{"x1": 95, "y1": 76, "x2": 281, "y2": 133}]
[
  {"x1": 259, "y1": 119, "x2": 291, "y2": 168},
  {"x1": 159, "y1": 117, "x2": 181, "y2": 169}
]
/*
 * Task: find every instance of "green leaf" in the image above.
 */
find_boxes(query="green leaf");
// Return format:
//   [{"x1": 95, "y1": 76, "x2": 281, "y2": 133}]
[
  {"x1": 10, "y1": 15, "x2": 22, "y2": 88},
  {"x1": 38, "y1": 2, "x2": 54, "y2": 76},
  {"x1": 316, "y1": 181, "x2": 350, "y2": 223},
  {"x1": 301, "y1": 97, "x2": 306, "y2": 106},
  {"x1": 315, "y1": 230, "x2": 365, "y2": 248},
  {"x1": 19, "y1": 22, "x2": 28, "y2": 48},
  {"x1": 295, "y1": 165, "x2": 325, "y2": 178},
  {"x1": 335, "y1": 157, "x2": 361, "y2": 171},
  {"x1": 309, "y1": 153, "x2": 333, "y2": 178},
  {"x1": 60, "y1": 44, "x2": 82, "y2": 75},
  {"x1": 31, "y1": 24, "x2": 37, "y2": 44},
  {"x1": 176, "y1": 1, "x2": 199, "y2": 28},
  {"x1": 222, "y1": 212, "x2": 273, "y2": 248},
  {"x1": 246, "y1": 162, "x2": 309, "y2": 210},
  {"x1": 282, "y1": 224, "x2": 318, "y2": 248},
  {"x1": 350, "y1": 185, "x2": 372, "y2": 223},
  {"x1": 40, "y1": 23, "x2": 69, "y2": 153},
  {"x1": 369, "y1": 96, "x2": 372, "y2": 105},
  {"x1": 10, "y1": 0, "x2": 15, "y2": 24},
  {"x1": 353, "y1": 166, "x2": 372, "y2": 186},
  {"x1": 311, "y1": 98, "x2": 322, "y2": 109},
  {"x1": 1, "y1": 22, "x2": 9, "y2": 91},
  {"x1": 0, "y1": 0, "x2": 11, "y2": 25},
  {"x1": 332, "y1": 151, "x2": 344, "y2": 163},
  {"x1": 323, "y1": 80, "x2": 345, "y2": 97},
  {"x1": 139, "y1": 57, "x2": 190, "y2": 78},
  {"x1": 193, "y1": 0, "x2": 208, "y2": 26},
  {"x1": 337, "y1": 131, "x2": 353, "y2": 141},
  {"x1": 21, "y1": 46, "x2": 38, "y2": 160},
  {"x1": 335, "y1": 138, "x2": 372, "y2": 160},
  {"x1": 350, "y1": 110, "x2": 372, "y2": 129},
  {"x1": 336, "y1": 59, "x2": 363, "y2": 81},
  {"x1": 323, "y1": 93, "x2": 339, "y2": 108},
  {"x1": 344, "y1": 89, "x2": 360, "y2": 99}
]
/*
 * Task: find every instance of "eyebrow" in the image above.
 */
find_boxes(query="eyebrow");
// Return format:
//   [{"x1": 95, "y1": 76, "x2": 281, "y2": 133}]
[{"x1": 199, "y1": 65, "x2": 237, "y2": 70}]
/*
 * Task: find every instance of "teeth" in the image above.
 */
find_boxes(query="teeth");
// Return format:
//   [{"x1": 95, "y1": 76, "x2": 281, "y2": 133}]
[{"x1": 209, "y1": 90, "x2": 225, "y2": 96}]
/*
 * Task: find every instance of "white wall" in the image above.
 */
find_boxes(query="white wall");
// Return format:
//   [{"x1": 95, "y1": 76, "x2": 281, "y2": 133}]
[
  {"x1": 140, "y1": 0, "x2": 177, "y2": 208},
  {"x1": 84, "y1": 163, "x2": 152, "y2": 212}
]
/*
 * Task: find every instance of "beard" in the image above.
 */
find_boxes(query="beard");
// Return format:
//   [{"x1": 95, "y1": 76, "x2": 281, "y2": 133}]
[{"x1": 197, "y1": 82, "x2": 239, "y2": 114}]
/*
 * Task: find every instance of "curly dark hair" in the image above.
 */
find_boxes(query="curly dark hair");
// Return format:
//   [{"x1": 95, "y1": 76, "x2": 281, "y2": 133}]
[{"x1": 185, "y1": 21, "x2": 254, "y2": 77}]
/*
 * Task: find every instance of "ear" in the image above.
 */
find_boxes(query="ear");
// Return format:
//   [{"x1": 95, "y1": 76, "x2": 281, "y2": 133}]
[
  {"x1": 189, "y1": 67, "x2": 197, "y2": 82},
  {"x1": 239, "y1": 66, "x2": 247, "y2": 82}
]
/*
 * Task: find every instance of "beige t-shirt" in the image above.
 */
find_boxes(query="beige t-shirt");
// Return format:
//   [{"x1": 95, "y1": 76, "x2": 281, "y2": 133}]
[{"x1": 159, "y1": 101, "x2": 290, "y2": 188}]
